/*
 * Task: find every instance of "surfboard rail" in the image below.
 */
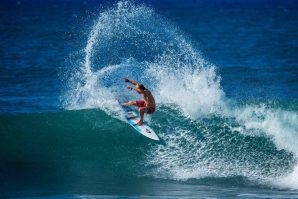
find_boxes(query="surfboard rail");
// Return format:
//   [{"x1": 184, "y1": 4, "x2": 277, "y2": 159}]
[{"x1": 117, "y1": 99, "x2": 159, "y2": 141}]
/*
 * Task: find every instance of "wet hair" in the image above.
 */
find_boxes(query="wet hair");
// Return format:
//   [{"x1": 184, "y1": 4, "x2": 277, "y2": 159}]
[{"x1": 136, "y1": 84, "x2": 145, "y2": 90}]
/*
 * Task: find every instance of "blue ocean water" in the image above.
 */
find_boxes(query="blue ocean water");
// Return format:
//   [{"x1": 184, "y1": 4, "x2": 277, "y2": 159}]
[{"x1": 1, "y1": 0, "x2": 298, "y2": 198}]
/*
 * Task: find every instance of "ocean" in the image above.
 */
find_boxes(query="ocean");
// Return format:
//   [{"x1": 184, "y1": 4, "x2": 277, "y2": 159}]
[{"x1": 1, "y1": 0, "x2": 298, "y2": 198}]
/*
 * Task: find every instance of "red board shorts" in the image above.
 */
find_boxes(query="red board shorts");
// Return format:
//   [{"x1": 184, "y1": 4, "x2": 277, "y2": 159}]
[{"x1": 136, "y1": 100, "x2": 155, "y2": 114}]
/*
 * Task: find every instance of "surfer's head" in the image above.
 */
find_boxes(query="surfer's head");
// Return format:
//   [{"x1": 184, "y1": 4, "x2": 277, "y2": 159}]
[{"x1": 136, "y1": 84, "x2": 145, "y2": 90}]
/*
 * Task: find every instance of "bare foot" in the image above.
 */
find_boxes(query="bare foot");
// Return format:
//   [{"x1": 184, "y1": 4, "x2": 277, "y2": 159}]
[{"x1": 136, "y1": 121, "x2": 143, "y2": 126}]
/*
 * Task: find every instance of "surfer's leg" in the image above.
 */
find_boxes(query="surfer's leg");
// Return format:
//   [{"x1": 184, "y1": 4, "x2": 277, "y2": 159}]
[
  {"x1": 121, "y1": 101, "x2": 137, "y2": 106},
  {"x1": 137, "y1": 107, "x2": 147, "y2": 126}
]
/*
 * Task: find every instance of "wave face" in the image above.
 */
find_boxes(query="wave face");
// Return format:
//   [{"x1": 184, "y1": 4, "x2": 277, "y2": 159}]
[
  {"x1": 56, "y1": 0, "x2": 298, "y2": 190},
  {"x1": 1, "y1": 107, "x2": 297, "y2": 191}
]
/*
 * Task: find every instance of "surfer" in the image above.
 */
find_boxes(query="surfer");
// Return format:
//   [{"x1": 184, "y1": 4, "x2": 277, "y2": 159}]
[{"x1": 121, "y1": 78, "x2": 156, "y2": 126}]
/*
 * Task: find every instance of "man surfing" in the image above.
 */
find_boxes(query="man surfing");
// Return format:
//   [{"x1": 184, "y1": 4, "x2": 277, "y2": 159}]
[{"x1": 121, "y1": 78, "x2": 156, "y2": 126}]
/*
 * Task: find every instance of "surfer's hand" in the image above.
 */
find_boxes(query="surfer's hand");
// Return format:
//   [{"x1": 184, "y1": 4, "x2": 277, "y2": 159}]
[
  {"x1": 127, "y1": 86, "x2": 133, "y2": 90},
  {"x1": 123, "y1": 78, "x2": 129, "y2": 82}
]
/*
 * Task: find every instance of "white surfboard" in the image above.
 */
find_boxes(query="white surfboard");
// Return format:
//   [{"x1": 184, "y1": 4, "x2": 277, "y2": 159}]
[{"x1": 118, "y1": 100, "x2": 159, "y2": 141}]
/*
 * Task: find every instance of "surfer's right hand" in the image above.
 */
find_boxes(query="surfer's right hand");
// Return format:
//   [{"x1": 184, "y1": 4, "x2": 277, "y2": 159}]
[{"x1": 123, "y1": 78, "x2": 129, "y2": 82}]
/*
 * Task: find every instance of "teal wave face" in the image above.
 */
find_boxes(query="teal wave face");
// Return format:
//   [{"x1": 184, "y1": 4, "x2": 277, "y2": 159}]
[
  {"x1": 1, "y1": 102, "x2": 298, "y2": 190},
  {"x1": 0, "y1": 110, "x2": 155, "y2": 184}
]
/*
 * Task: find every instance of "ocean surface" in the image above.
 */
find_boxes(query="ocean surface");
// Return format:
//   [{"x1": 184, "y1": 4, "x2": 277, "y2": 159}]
[{"x1": 1, "y1": 0, "x2": 298, "y2": 198}]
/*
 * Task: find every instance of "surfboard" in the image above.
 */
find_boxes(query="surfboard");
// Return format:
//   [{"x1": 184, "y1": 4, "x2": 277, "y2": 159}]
[{"x1": 117, "y1": 99, "x2": 159, "y2": 141}]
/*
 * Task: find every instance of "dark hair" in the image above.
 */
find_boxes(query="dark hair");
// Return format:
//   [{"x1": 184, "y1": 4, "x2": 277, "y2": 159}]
[{"x1": 136, "y1": 84, "x2": 145, "y2": 90}]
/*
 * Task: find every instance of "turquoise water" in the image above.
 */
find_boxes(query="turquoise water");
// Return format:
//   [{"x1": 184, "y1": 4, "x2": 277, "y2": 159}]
[
  {"x1": 1, "y1": 0, "x2": 298, "y2": 198},
  {"x1": 1, "y1": 104, "x2": 298, "y2": 197}
]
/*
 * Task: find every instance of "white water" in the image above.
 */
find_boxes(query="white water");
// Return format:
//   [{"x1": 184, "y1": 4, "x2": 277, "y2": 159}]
[{"x1": 63, "y1": 0, "x2": 298, "y2": 190}]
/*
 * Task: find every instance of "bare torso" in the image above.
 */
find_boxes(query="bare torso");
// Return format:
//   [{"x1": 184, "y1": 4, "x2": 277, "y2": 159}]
[{"x1": 142, "y1": 89, "x2": 156, "y2": 108}]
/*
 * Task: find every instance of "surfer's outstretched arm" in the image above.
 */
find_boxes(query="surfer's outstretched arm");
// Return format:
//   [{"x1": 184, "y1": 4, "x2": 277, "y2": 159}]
[
  {"x1": 123, "y1": 78, "x2": 138, "y2": 86},
  {"x1": 126, "y1": 86, "x2": 143, "y2": 94}
]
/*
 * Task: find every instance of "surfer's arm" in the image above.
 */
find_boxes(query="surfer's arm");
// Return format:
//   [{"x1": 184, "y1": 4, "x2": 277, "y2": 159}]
[
  {"x1": 127, "y1": 86, "x2": 143, "y2": 93},
  {"x1": 123, "y1": 78, "x2": 138, "y2": 86}
]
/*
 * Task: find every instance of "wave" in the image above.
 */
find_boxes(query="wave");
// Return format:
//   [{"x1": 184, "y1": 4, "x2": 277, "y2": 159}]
[
  {"x1": 57, "y1": 0, "x2": 298, "y2": 189},
  {"x1": 0, "y1": 110, "x2": 155, "y2": 182},
  {"x1": 145, "y1": 102, "x2": 298, "y2": 189},
  {"x1": 1, "y1": 104, "x2": 298, "y2": 189}
]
